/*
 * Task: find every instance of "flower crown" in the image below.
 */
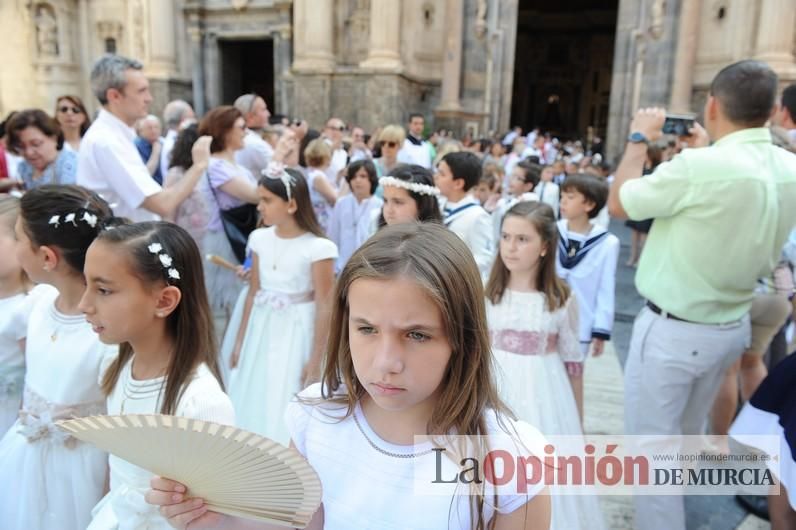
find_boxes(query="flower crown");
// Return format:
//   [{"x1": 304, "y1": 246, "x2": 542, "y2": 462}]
[
  {"x1": 147, "y1": 242, "x2": 181, "y2": 283},
  {"x1": 261, "y1": 161, "x2": 297, "y2": 201},
  {"x1": 379, "y1": 176, "x2": 441, "y2": 197},
  {"x1": 48, "y1": 211, "x2": 99, "y2": 229}
]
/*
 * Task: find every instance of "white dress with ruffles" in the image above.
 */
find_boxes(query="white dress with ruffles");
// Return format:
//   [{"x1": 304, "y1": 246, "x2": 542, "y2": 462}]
[
  {"x1": 486, "y1": 289, "x2": 606, "y2": 530},
  {"x1": 88, "y1": 359, "x2": 234, "y2": 530},
  {"x1": 0, "y1": 287, "x2": 117, "y2": 530}
]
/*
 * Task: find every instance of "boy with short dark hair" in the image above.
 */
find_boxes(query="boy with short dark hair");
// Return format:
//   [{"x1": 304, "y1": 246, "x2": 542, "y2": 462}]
[
  {"x1": 556, "y1": 173, "x2": 620, "y2": 421},
  {"x1": 435, "y1": 151, "x2": 494, "y2": 278}
]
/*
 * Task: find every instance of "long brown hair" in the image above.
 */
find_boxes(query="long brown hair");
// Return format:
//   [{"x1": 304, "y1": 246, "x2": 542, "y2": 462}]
[
  {"x1": 259, "y1": 168, "x2": 326, "y2": 238},
  {"x1": 486, "y1": 201, "x2": 570, "y2": 311},
  {"x1": 320, "y1": 222, "x2": 510, "y2": 528},
  {"x1": 99, "y1": 222, "x2": 223, "y2": 414}
]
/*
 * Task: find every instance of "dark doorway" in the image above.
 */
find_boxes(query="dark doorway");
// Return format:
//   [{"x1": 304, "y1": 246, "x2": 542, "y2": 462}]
[
  {"x1": 219, "y1": 39, "x2": 275, "y2": 107},
  {"x1": 510, "y1": 0, "x2": 617, "y2": 140}
]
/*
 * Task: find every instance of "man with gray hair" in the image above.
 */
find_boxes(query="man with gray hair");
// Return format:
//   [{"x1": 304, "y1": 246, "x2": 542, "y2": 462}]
[
  {"x1": 233, "y1": 93, "x2": 273, "y2": 177},
  {"x1": 159, "y1": 99, "x2": 195, "y2": 177},
  {"x1": 77, "y1": 54, "x2": 209, "y2": 221}
]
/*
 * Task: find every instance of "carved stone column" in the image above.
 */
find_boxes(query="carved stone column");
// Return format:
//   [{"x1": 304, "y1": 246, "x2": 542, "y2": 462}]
[
  {"x1": 754, "y1": 0, "x2": 796, "y2": 71},
  {"x1": 292, "y1": 0, "x2": 334, "y2": 73},
  {"x1": 359, "y1": 0, "x2": 402, "y2": 72},
  {"x1": 669, "y1": 0, "x2": 701, "y2": 113},
  {"x1": 147, "y1": 0, "x2": 177, "y2": 77},
  {"x1": 188, "y1": 25, "x2": 205, "y2": 115},
  {"x1": 437, "y1": 0, "x2": 464, "y2": 112}
]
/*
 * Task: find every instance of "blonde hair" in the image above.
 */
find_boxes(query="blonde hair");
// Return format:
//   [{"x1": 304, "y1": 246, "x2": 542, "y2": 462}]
[
  {"x1": 433, "y1": 139, "x2": 463, "y2": 166},
  {"x1": 0, "y1": 197, "x2": 32, "y2": 293},
  {"x1": 378, "y1": 124, "x2": 406, "y2": 145},
  {"x1": 303, "y1": 138, "x2": 332, "y2": 168}
]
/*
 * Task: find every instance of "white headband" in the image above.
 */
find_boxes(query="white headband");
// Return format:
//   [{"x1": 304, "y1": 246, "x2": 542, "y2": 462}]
[
  {"x1": 49, "y1": 211, "x2": 98, "y2": 229},
  {"x1": 379, "y1": 176, "x2": 440, "y2": 197},
  {"x1": 262, "y1": 161, "x2": 297, "y2": 201}
]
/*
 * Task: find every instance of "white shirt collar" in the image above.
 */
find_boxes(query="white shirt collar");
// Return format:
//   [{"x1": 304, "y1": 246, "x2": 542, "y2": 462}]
[{"x1": 98, "y1": 108, "x2": 136, "y2": 141}]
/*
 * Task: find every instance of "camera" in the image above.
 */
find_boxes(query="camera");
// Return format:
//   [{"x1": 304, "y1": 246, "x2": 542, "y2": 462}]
[{"x1": 662, "y1": 114, "x2": 695, "y2": 136}]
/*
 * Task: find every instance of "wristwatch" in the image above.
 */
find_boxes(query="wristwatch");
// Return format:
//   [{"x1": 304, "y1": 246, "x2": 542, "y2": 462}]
[{"x1": 627, "y1": 132, "x2": 649, "y2": 144}]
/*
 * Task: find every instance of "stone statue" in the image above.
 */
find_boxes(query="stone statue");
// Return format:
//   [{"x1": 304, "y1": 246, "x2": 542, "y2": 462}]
[
  {"x1": 649, "y1": 0, "x2": 666, "y2": 39},
  {"x1": 35, "y1": 4, "x2": 59, "y2": 57},
  {"x1": 475, "y1": 0, "x2": 488, "y2": 38}
]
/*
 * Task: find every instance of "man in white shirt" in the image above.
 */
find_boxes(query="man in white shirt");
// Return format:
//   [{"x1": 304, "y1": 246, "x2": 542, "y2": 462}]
[
  {"x1": 233, "y1": 93, "x2": 273, "y2": 178},
  {"x1": 435, "y1": 151, "x2": 494, "y2": 278},
  {"x1": 77, "y1": 54, "x2": 209, "y2": 222},
  {"x1": 323, "y1": 117, "x2": 348, "y2": 187},
  {"x1": 399, "y1": 113, "x2": 434, "y2": 168},
  {"x1": 159, "y1": 99, "x2": 195, "y2": 177}
]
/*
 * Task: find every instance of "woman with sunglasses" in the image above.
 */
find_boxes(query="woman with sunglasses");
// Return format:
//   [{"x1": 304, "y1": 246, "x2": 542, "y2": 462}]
[
  {"x1": 54, "y1": 95, "x2": 90, "y2": 152},
  {"x1": 5, "y1": 109, "x2": 77, "y2": 190},
  {"x1": 374, "y1": 124, "x2": 406, "y2": 177}
]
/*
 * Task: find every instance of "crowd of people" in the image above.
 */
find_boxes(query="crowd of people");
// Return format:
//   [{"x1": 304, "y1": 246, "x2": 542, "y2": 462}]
[{"x1": 0, "y1": 52, "x2": 795, "y2": 530}]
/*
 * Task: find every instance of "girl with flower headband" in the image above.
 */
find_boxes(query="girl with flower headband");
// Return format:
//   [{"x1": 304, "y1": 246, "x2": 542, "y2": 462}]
[
  {"x1": 222, "y1": 162, "x2": 337, "y2": 443},
  {"x1": 0, "y1": 184, "x2": 118, "y2": 530},
  {"x1": 78, "y1": 221, "x2": 233, "y2": 530},
  {"x1": 376, "y1": 163, "x2": 443, "y2": 228}
]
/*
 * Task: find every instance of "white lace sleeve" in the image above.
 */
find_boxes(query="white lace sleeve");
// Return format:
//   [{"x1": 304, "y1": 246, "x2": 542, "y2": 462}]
[{"x1": 557, "y1": 295, "x2": 582, "y2": 362}]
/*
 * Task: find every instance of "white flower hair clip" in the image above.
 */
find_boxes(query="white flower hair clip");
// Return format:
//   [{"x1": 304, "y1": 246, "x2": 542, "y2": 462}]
[
  {"x1": 379, "y1": 176, "x2": 441, "y2": 197},
  {"x1": 49, "y1": 211, "x2": 101, "y2": 230},
  {"x1": 262, "y1": 161, "x2": 297, "y2": 201},
  {"x1": 148, "y1": 242, "x2": 180, "y2": 282}
]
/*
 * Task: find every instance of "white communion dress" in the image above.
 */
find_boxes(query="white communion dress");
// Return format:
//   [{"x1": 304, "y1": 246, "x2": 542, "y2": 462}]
[
  {"x1": 486, "y1": 289, "x2": 606, "y2": 530},
  {"x1": 227, "y1": 227, "x2": 337, "y2": 444},
  {"x1": 0, "y1": 287, "x2": 117, "y2": 530},
  {"x1": 88, "y1": 358, "x2": 234, "y2": 530}
]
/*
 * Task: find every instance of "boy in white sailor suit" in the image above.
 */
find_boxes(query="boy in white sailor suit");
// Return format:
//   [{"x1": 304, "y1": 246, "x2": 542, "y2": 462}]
[
  {"x1": 556, "y1": 173, "x2": 620, "y2": 422},
  {"x1": 435, "y1": 151, "x2": 494, "y2": 278}
]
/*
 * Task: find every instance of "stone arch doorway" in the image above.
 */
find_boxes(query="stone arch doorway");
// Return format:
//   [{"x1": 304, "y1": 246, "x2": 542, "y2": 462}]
[
  {"x1": 509, "y1": 0, "x2": 618, "y2": 141},
  {"x1": 219, "y1": 39, "x2": 275, "y2": 107}
]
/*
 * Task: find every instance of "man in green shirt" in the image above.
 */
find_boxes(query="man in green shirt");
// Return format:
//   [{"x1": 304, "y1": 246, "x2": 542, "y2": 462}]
[{"x1": 608, "y1": 60, "x2": 796, "y2": 530}]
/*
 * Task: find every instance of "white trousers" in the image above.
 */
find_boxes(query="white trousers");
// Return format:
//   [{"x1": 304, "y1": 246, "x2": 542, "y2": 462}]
[{"x1": 624, "y1": 305, "x2": 750, "y2": 530}]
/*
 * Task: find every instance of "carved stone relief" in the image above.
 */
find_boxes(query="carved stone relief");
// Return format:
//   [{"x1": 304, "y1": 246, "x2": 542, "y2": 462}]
[{"x1": 34, "y1": 3, "x2": 59, "y2": 57}]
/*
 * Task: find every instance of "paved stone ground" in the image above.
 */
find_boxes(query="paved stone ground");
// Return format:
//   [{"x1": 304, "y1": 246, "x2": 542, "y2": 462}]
[{"x1": 580, "y1": 219, "x2": 770, "y2": 530}]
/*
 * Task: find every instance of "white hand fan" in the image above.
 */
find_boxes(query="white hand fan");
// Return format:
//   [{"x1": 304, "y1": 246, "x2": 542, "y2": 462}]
[{"x1": 58, "y1": 414, "x2": 322, "y2": 528}]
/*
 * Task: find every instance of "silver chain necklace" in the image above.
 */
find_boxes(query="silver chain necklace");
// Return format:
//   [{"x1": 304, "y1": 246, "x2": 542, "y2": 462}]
[{"x1": 352, "y1": 409, "x2": 434, "y2": 459}]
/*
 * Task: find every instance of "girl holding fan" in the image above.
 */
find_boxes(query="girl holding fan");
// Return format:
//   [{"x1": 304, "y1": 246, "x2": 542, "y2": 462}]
[{"x1": 81, "y1": 221, "x2": 233, "y2": 530}]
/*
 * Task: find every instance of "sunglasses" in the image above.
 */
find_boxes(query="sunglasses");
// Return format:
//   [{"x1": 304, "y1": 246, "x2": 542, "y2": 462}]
[
  {"x1": 58, "y1": 106, "x2": 82, "y2": 115},
  {"x1": 327, "y1": 125, "x2": 346, "y2": 132},
  {"x1": 381, "y1": 141, "x2": 398, "y2": 148}
]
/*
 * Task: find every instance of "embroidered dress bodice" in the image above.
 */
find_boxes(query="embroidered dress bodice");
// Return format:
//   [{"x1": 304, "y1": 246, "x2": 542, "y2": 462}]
[{"x1": 486, "y1": 290, "x2": 581, "y2": 361}]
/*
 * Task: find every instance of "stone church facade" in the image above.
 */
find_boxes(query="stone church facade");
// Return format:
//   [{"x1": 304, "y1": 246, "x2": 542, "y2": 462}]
[{"x1": 0, "y1": 0, "x2": 794, "y2": 160}]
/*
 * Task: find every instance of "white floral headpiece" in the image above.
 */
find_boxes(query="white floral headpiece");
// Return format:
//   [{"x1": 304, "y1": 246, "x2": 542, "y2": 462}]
[
  {"x1": 261, "y1": 161, "x2": 297, "y2": 201},
  {"x1": 48, "y1": 211, "x2": 98, "y2": 229},
  {"x1": 379, "y1": 176, "x2": 441, "y2": 197},
  {"x1": 147, "y1": 242, "x2": 181, "y2": 282}
]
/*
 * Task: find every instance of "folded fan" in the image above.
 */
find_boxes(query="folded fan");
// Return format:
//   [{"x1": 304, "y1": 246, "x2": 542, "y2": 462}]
[{"x1": 57, "y1": 414, "x2": 322, "y2": 528}]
